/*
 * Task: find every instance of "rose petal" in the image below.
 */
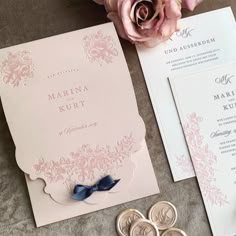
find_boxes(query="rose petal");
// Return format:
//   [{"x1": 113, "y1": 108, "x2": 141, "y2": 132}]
[
  {"x1": 140, "y1": 4, "x2": 165, "y2": 30},
  {"x1": 176, "y1": 0, "x2": 183, "y2": 7},
  {"x1": 107, "y1": 12, "x2": 129, "y2": 39},
  {"x1": 117, "y1": 0, "x2": 136, "y2": 18},
  {"x1": 182, "y1": 0, "x2": 203, "y2": 11},
  {"x1": 119, "y1": 0, "x2": 145, "y2": 41},
  {"x1": 136, "y1": 4, "x2": 150, "y2": 21},
  {"x1": 160, "y1": 18, "x2": 179, "y2": 38},
  {"x1": 165, "y1": 0, "x2": 182, "y2": 19},
  {"x1": 152, "y1": 0, "x2": 163, "y2": 16},
  {"x1": 104, "y1": 0, "x2": 118, "y2": 12},
  {"x1": 130, "y1": 0, "x2": 153, "y2": 22}
]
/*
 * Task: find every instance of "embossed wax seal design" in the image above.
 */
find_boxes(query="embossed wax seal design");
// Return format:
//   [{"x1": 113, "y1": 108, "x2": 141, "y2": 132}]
[
  {"x1": 148, "y1": 201, "x2": 177, "y2": 230},
  {"x1": 116, "y1": 209, "x2": 145, "y2": 236},
  {"x1": 161, "y1": 228, "x2": 187, "y2": 236},
  {"x1": 130, "y1": 219, "x2": 160, "y2": 236}
]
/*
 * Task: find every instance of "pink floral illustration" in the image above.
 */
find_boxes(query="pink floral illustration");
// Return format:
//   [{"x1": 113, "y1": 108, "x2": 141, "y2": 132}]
[
  {"x1": 33, "y1": 134, "x2": 134, "y2": 186},
  {"x1": 183, "y1": 113, "x2": 228, "y2": 206},
  {"x1": 0, "y1": 50, "x2": 34, "y2": 87},
  {"x1": 176, "y1": 154, "x2": 194, "y2": 175},
  {"x1": 83, "y1": 30, "x2": 118, "y2": 65}
]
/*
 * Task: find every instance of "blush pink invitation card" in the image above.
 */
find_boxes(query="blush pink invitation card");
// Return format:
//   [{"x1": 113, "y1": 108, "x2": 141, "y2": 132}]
[
  {"x1": 170, "y1": 63, "x2": 236, "y2": 236},
  {"x1": 0, "y1": 23, "x2": 159, "y2": 226}
]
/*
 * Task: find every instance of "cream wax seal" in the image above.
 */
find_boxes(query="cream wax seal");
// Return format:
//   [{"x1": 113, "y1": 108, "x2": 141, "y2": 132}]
[
  {"x1": 130, "y1": 219, "x2": 160, "y2": 236},
  {"x1": 116, "y1": 209, "x2": 145, "y2": 236},
  {"x1": 161, "y1": 228, "x2": 187, "y2": 236},
  {"x1": 148, "y1": 201, "x2": 177, "y2": 230}
]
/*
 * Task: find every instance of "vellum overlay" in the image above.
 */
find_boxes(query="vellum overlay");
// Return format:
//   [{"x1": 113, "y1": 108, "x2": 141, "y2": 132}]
[{"x1": 0, "y1": 23, "x2": 145, "y2": 205}]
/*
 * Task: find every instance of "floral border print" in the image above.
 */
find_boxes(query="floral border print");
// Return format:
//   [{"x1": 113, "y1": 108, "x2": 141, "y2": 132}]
[
  {"x1": 183, "y1": 113, "x2": 228, "y2": 206},
  {"x1": 33, "y1": 134, "x2": 134, "y2": 187}
]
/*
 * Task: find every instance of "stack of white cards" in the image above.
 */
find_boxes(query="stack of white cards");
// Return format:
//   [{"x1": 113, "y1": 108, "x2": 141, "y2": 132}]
[{"x1": 137, "y1": 7, "x2": 236, "y2": 236}]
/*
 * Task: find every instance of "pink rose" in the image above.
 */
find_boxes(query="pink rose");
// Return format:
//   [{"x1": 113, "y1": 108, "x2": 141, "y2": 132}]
[
  {"x1": 181, "y1": 0, "x2": 203, "y2": 11},
  {"x1": 94, "y1": 0, "x2": 182, "y2": 47}
]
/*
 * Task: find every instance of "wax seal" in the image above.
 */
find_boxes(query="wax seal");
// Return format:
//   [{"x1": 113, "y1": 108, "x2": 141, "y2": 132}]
[
  {"x1": 130, "y1": 219, "x2": 160, "y2": 236},
  {"x1": 161, "y1": 228, "x2": 187, "y2": 236},
  {"x1": 148, "y1": 201, "x2": 177, "y2": 230},
  {"x1": 116, "y1": 209, "x2": 145, "y2": 236}
]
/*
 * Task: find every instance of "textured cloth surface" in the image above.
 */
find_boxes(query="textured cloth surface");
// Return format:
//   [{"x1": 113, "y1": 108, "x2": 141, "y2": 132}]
[{"x1": 0, "y1": 1, "x2": 235, "y2": 235}]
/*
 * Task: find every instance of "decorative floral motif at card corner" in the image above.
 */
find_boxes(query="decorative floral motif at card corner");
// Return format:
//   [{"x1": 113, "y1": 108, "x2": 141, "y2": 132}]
[
  {"x1": 183, "y1": 112, "x2": 228, "y2": 206},
  {"x1": 83, "y1": 30, "x2": 118, "y2": 65},
  {"x1": 0, "y1": 50, "x2": 34, "y2": 88},
  {"x1": 33, "y1": 134, "x2": 135, "y2": 188}
]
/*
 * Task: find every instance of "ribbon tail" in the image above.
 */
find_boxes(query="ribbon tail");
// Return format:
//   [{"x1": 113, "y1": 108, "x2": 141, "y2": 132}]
[
  {"x1": 104, "y1": 178, "x2": 120, "y2": 191},
  {"x1": 97, "y1": 175, "x2": 120, "y2": 191}
]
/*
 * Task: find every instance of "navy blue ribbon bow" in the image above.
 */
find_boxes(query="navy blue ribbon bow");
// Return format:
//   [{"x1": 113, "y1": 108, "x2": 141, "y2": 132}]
[{"x1": 72, "y1": 175, "x2": 120, "y2": 201}]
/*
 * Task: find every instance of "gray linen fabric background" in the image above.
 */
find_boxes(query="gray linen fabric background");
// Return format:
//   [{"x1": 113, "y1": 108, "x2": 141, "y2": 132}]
[{"x1": 0, "y1": 0, "x2": 235, "y2": 235}]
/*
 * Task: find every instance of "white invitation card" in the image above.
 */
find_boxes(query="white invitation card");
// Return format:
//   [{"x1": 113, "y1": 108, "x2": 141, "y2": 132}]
[
  {"x1": 137, "y1": 7, "x2": 236, "y2": 181},
  {"x1": 170, "y1": 63, "x2": 236, "y2": 236}
]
